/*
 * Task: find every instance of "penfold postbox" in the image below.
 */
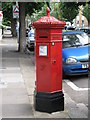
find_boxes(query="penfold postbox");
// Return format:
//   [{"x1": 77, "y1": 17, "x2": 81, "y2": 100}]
[{"x1": 32, "y1": 7, "x2": 66, "y2": 113}]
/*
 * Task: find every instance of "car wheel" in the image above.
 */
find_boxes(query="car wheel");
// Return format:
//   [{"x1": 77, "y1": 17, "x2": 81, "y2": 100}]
[
  {"x1": 63, "y1": 71, "x2": 67, "y2": 79},
  {"x1": 28, "y1": 47, "x2": 34, "y2": 52}
]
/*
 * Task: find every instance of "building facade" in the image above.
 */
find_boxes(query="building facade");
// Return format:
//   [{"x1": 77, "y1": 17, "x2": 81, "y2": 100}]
[{"x1": 73, "y1": 6, "x2": 88, "y2": 28}]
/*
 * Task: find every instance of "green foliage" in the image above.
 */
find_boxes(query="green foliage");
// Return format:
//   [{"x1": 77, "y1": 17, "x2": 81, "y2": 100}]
[
  {"x1": 30, "y1": 2, "x2": 62, "y2": 22},
  {"x1": 59, "y1": 2, "x2": 79, "y2": 23},
  {"x1": 2, "y1": 2, "x2": 14, "y2": 26},
  {"x1": 30, "y1": 2, "x2": 81, "y2": 23},
  {"x1": 2, "y1": 2, "x2": 14, "y2": 21},
  {"x1": 2, "y1": 2, "x2": 45, "y2": 26},
  {"x1": 25, "y1": 2, "x2": 45, "y2": 16},
  {"x1": 50, "y1": 2, "x2": 62, "y2": 20},
  {"x1": 77, "y1": 2, "x2": 87, "y2": 6},
  {"x1": 30, "y1": 3, "x2": 47, "y2": 22},
  {"x1": 0, "y1": 24, "x2": 6, "y2": 29},
  {"x1": 2, "y1": 18, "x2": 11, "y2": 26},
  {"x1": 83, "y1": 3, "x2": 90, "y2": 24}
]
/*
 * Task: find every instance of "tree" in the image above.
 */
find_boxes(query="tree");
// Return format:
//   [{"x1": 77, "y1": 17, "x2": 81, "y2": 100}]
[
  {"x1": 18, "y1": 2, "x2": 26, "y2": 52},
  {"x1": 30, "y1": 2, "x2": 62, "y2": 22},
  {"x1": 2, "y1": 2, "x2": 17, "y2": 37},
  {"x1": 30, "y1": 3, "x2": 47, "y2": 22},
  {"x1": 2, "y1": 2, "x2": 44, "y2": 32},
  {"x1": 59, "y1": 2, "x2": 79, "y2": 24},
  {"x1": 2, "y1": 2, "x2": 45, "y2": 52},
  {"x1": 2, "y1": 2, "x2": 44, "y2": 25},
  {"x1": 2, "y1": 2, "x2": 13, "y2": 22},
  {"x1": 18, "y1": 2, "x2": 45, "y2": 52},
  {"x1": 82, "y1": 3, "x2": 90, "y2": 24},
  {"x1": 25, "y1": 2, "x2": 44, "y2": 16},
  {"x1": 50, "y1": 2, "x2": 62, "y2": 20}
]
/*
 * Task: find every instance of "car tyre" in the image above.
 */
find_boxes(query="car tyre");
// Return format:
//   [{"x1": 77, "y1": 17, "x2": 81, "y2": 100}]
[{"x1": 63, "y1": 71, "x2": 67, "y2": 79}]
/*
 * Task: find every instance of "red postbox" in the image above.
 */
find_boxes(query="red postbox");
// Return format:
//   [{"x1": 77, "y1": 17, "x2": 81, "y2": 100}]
[{"x1": 32, "y1": 7, "x2": 66, "y2": 113}]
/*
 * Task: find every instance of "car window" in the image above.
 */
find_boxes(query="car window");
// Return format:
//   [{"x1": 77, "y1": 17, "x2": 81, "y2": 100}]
[
  {"x1": 79, "y1": 32, "x2": 89, "y2": 44},
  {"x1": 76, "y1": 34, "x2": 88, "y2": 45},
  {"x1": 28, "y1": 29, "x2": 34, "y2": 37},
  {"x1": 29, "y1": 33, "x2": 34, "y2": 37},
  {"x1": 80, "y1": 32, "x2": 88, "y2": 38},
  {"x1": 63, "y1": 34, "x2": 82, "y2": 48}
]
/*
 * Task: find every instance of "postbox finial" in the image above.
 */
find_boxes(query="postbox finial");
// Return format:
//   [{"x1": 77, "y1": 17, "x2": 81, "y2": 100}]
[{"x1": 46, "y1": 7, "x2": 50, "y2": 16}]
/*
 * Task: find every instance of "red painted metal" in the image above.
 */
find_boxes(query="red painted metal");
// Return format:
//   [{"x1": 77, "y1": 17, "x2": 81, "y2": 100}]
[{"x1": 32, "y1": 7, "x2": 66, "y2": 93}]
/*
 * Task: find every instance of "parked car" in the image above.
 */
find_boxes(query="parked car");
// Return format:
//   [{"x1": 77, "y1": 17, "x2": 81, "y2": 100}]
[
  {"x1": 26, "y1": 29, "x2": 89, "y2": 76},
  {"x1": 77, "y1": 31, "x2": 89, "y2": 43},
  {"x1": 26, "y1": 27, "x2": 30, "y2": 37},
  {"x1": 63, "y1": 26, "x2": 76, "y2": 31},
  {"x1": 62, "y1": 31, "x2": 89, "y2": 76},
  {"x1": 64, "y1": 30, "x2": 89, "y2": 45},
  {"x1": 5, "y1": 26, "x2": 11, "y2": 30},
  {"x1": 26, "y1": 27, "x2": 35, "y2": 51},
  {"x1": 16, "y1": 26, "x2": 30, "y2": 42},
  {"x1": 80, "y1": 27, "x2": 90, "y2": 37}
]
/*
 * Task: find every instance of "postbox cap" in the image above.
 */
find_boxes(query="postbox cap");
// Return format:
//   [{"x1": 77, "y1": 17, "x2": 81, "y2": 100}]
[{"x1": 31, "y1": 7, "x2": 66, "y2": 29}]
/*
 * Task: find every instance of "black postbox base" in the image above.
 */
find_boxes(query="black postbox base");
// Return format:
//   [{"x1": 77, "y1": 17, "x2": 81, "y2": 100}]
[{"x1": 34, "y1": 91, "x2": 64, "y2": 113}]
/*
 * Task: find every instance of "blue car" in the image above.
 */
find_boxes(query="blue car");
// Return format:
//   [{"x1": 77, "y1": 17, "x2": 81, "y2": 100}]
[{"x1": 62, "y1": 31, "x2": 89, "y2": 76}]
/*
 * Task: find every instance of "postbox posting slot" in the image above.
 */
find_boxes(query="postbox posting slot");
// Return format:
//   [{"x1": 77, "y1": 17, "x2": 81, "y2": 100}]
[{"x1": 39, "y1": 36, "x2": 48, "y2": 38}]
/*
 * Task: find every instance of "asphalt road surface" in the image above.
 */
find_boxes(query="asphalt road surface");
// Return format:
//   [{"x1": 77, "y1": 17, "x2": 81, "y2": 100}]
[
  {"x1": 63, "y1": 74, "x2": 88, "y2": 107},
  {"x1": 67, "y1": 74, "x2": 88, "y2": 88}
]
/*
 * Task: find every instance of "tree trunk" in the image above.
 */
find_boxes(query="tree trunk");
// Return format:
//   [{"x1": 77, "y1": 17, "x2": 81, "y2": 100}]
[
  {"x1": 11, "y1": 17, "x2": 17, "y2": 37},
  {"x1": 10, "y1": 5, "x2": 17, "y2": 37},
  {"x1": 18, "y1": 2, "x2": 26, "y2": 52}
]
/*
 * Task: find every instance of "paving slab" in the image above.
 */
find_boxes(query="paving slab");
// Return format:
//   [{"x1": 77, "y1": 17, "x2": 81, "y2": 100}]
[
  {"x1": 2, "y1": 73, "x2": 23, "y2": 83},
  {"x1": 2, "y1": 58, "x2": 20, "y2": 68},
  {"x1": 0, "y1": 37, "x2": 34, "y2": 118},
  {"x1": 0, "y1": 90, "x2": 2, "y2": 119},
  {"x1": 2, "y1": 104, "x2": 34, "y2": 118},
  {"x1": 2, "y1": 87, "x2": 29, "y2": 104},
  {"x1": 4, "y1": 83, "x2": 25, "y2": 89}
]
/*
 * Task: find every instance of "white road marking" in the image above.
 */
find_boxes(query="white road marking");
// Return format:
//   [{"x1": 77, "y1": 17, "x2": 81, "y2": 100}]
[{"x1": 63, "y1": 79, "x2": 89, "y2": 91}]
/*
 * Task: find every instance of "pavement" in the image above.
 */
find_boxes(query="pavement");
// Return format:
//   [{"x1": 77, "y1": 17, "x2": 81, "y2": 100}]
[{"x1": 0, "y1": 31, "x2": 89, "y2": 119}]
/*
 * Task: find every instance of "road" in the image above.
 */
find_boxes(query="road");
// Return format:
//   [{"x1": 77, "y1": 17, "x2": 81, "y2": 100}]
[
  {"x1": 63, "y1": 74, "x2": 88, "y2": 118},
  {"x1": 64, "y1": 75, "x2": 88, "y2": 105},
  {"x1": 68, "y1": 75, "x2": 88, "y2": 88}
]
